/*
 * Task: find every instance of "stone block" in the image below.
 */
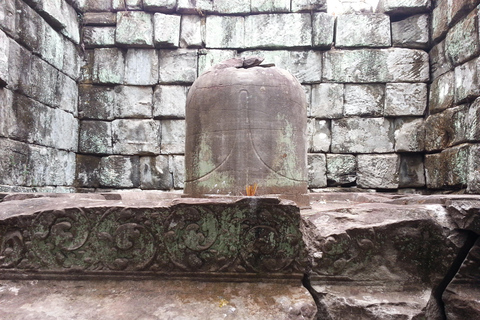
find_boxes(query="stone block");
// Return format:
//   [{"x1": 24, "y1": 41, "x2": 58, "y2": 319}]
[
  {"x1": 0, "y1": 138, "x2": 29, "y2": 186},
  {"x1": 28, "y1": 56, "x2": 58, "y2": 107},
  {"x1": 205, "y1": 15, "x2": 244, "y2": 49},
  {"x1": 112, "y1": 119, "x2": 161, "y2": 155},
  {"x1": 124, "y1": 49, "x2": 158, "y2": 85},
  {"x1": 0, "y1": 29, "x2": 8, "y2": 87},
  {"x1": 323, "y1": 48, "x2": 429, "y2": 83},
  {"x1": 16, "y1": 0, "x2": 42, "y2": 53},
  {"x1": 383, "y1": 0, "x2": 431, "y2": 14},
  {"x1": 115, "y1": 11, "x2": 153, "y2": 47},
  {"x1": 425, "y1": 145, "x2": 470, "y2": 189},
  {"x1": 394, "y1": 118, "x2": 425, "y2": 152},
  {"x1": 63, "y1": 40, "x2": 80, "y2": 80},
  {"x1": 424, "y1": 108, "x2": 454, "y2": 152},
  {"x1": 6, "y1": 39, "x2": 28, "y2": 91},
  {"x1": 59, "y1": 1, "x2": 80, "y2": 44},
  {"x1": 153, "y1": 13, "x2": 180, "y2": 48},
  {"x1": 49, "y1": 108, "x2": 79, "y2": 151},
  {"x1": 197, "y1": 49, "x2": 236, "y2": 74},
  {"x1": 74, "y1": 0, "x2": 113, "y2": 12},
  {"x1": 291, "y1": 0, "x2": 327, "y2": 12},
  {"x1": 307, "y1": 119, "x2": 331, "y2": 152},
  {"x1": 0, "y1": 0, "x2": 16, "y2": 37},
  {"x1": 399, "y1": 154, "x2": 425, "y2": 187},
  {"x1": 83, "y1": 27, "x2": 116, "y2": 48},
  {"x1": 312, "y1": 12, "x2": 334, "y2": 48},
  {"x1": 28, "y1": 145, "x2": 76, "y2": 186},
  {"x1": 180, "y1": 15, "x2": 204, "y2": 48},
  {"x1": 79, "y1": 120, "x2": 113, "y2": 154},
  {"x1": 0, "y1": 88, "x2": 14, "y2": 138},
  {"x1": 159, "y1": 49, "x2": 197, "y2": 83},
  {"x1": 308, "y1": 153, "x2": 327, "y2": 188},
  {"x1": 303, "y1": 85, "x2": 312, "y2": 115},
  {"x1": 171, "y1": 155, "x2": 185, "y2": 189},
  {"x1": 467, "y1": 98, "x2": 480, "y2": 141},
  {"x1": 92, "y1": 48, "x2": 125, "y2": 84},
  {"x1": 125, "y1": 0, "x2": 143, "y2": 10},
  {"x1": 160, "y1": 119, "x2": 185, "y2": 154},
  {"x1": 311, "y1": 83, "x2": 343, "y2": 118},
  {"x1": 451, "y1": 104, "x2": 469, "y2": 146},
  {"x1": 114, "y1": 85, "x2": 153, "y2": 118},
  {"x1": 55, "y1": 72, "x2": 78, "y2": 115},
  {"x1": 76, "y1": 154, "x2": 101, "y2": 188},
  {"x1": 331, "y1": 118, "x2": 394, "y2": 153},
  {"x1": 140, "y1": 155, "x2": 173, "y2": 189},
  {"x1": 99, "y1": 155, "x2": 140, "y2": 188},
  {"x1": 336, "y1": 14, "x2": 391, "y2": 48},
  {"x1": 392, "y1": 14, "x2": 429, "y2": 49},
  {"x1": 176, "y1": 0, "x2": 213, "y2": 14},
  {"x1": 244, "y1": 13, "x2": 311, "y2": 48},
  {"x1": 326, "y1": 154, "x2": 356, "y2": 186},
  {"x1": 467, "y1": 144, "x2": 480, "y2": 193},
  {"x1": 445, "y1": 9, "x2": 480, "y2": 66},
  {"x1": 211, "y1": 0, "x2": 251, "y2": 14},
  {"x1": 153, "y1": 85, "x2": 187, "y2": 118},
  {"x1": 431, "y1": 1, "x2": 449, "y2": 43},
  {"x1": 79, "y1": 49, "x2": 94, "y2": 84},
  {"x1": 83, "y1": 12, "x2": 117, "y2": 25},
  {"x1": 251, "y1": 0, "x2": 290, "y2": 12},
  {"x1": 357, "y1": 154, "x2": 400, "y2": 189},
  {"x1": 78, "y1": 85, "x2": 115, "y2": 120},
  {"x1": 430, "y1": 40, "x2": 452, "y2": 80},
  {"x1": 144, "y1": 0, "x2": 177, "y2": 12},
  {"x1": 385, "y1": 83, "x2": 427, "y2": 116},
  {"x1": 454, "y1": 56, "x2": 480, "y2": 103},
  {"x1": 429, "y1": 71, "x2": 454, "y2": 114},
  {"x1": 344, "y1": 84, "x2": 384, "y2": 117},
  {"x1": 31, "y1": 0, "x2": 64, "y2": 29},
  {"x1": 449, "y1": 0, "x2": 480, "y2": 27}
]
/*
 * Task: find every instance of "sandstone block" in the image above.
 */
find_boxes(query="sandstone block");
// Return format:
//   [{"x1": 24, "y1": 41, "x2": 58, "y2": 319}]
[
  {"x1": 78, "y1": 85, "x2": 115, "y2": 120},
  {"x1": 197, "y1": 49, "x2": 237, "y2": 75},
  {"x1": 357, "y1": 154, "x2": 400, "y2": 189},
  {"x1": 307, "y1": 119, "x2": 331, "y2": 152},
  {"x1": 0, "y1": 0, "x2": 16, "y2": 37},
  {"x1": 154, "y1": 13, "x2": 180, "y2": 47},
  {"x1": 99, "y1": 155, "x2": 140, "y2": 188},
  {"x1": 180, "y1": 15, "x2": 204, "y2": 48},
  {"x1": 59, "y1": 1, "x2": 80, "y2": 44},
  {"x1": 31, "y1": 0, "x2": 65, "y2": 29},
  {"x1": 83, "y1": 12, "x2": 117, "y2": 25},
  {"x1": 49, "y1": 108, "x2": 79, "y2": 151},
  {"x1": 308, "y1": 153, "x2": 327, "y2": 188},
  {"x1": 431, "y1": 0, "x2": 449, "y2": 42},
  {"x1": 311, "y1": 83, "x2": 343, "y2": 118},
  {"x1": 312, "y1": 12, "x2": 334, "y2": 48},
  {"x1": 383, "y1": 0, "x2": 431, "y2": 14},
  {"x1": 28, "y1": 145, "x2": 76, "y2": 186},
  {"x1": 251, "y1": 0, "x2": 290, "y2": 12},
  {"x1": 0, "y1": 138, "x2": 29, "y2": 185},
  {"x1": 160, "y1": 119, "x2": 185, "y2": 154},
  {"x1": 451, "y1": 105, "x2": 469, "y2": 146},
  {"x1": 159, "y1": 49, "x2": 197, "y2": 83},
  {"x1": 0, "y1": 88, "x2": 14, "y2": 138},
  {"x1": 449, "y1": 0, "x2": 480, "y2": 26},
  {"x1": 114, "y1": 86, "x2": 153, "y2": 118},
  {"x1": 144, "y1": 0, "x2": 177, "y2": 12},
  {"x1": 323, "y1": 48, "x2": 429, "y2": 83},
  {"x1": 344, "y1": 84, "x2": 384, "y2": 117},
  {"x1": 153, "y1": 85, "x2": 187, "y2": 118},
  {"x1": 205, "y1": 15, "x2": 244, "y2": 49},
  {"x1": 391, "y1": 14, "x2": 429, "y2": 49},
  {"x1": 399, "y1": 154, "x2": 425, "y2": 187},
  {"x1": 79, "y1": 49, "x2": 94, "y2": 84},
  {"x1": 125, "y1": 0, "x2": 143, "y2": 10},
  {"x1": 28, "y1": 56, "x2": 58, "y2": 107},
  {"x1": 331, "y1": 118, "x2": 394, "y2": 153},
  {"x1": 176, "y1": 0, "x2": 213, "y2": 14},
  {"x1": 211, "y1": 0, "x2": 251, "y2": 14},
  {"x1": 336, "y1": 14, "x2": 391, "y2": 48},
  {"x1": 116, "y1": 11, "x2": 153, "y2": 47},
  {"x1": 445, "y1": 9, "x2": 480, "y2": 66},
  {"x1": 140, "y1": 155, "x2": 173, "y2": 189},
  {"x1": 55, "y1": 72, "x2": 78, "y2": 115},
  {"x1": 424, "y1": 108, "x2": 455, "y2": 152},
  {"x1": 6, "y1": 39, "x2": 27, "y2": 91},
  {"x1": 171, "y1": 155, "x2": 185, "y2": 189},
  {"x1": 16, "y1": 0, "x2": 42, "y2": 53},
  {"x1": 79, "y1": 120, "x2": 113, "y2": 154},
  {"x1": 455, "y1": 56, "x2": 480, "y2": 103},
  {"x1": 291, "y1": 0, "x2": 327, "y2": 12},
  {"x1": 430, "y1": 40, "x2": 452, "y2": 80},
  {"x1": 124, "y1": 49, "x2": 158, "y2": 85},
  {"x1": 63, "y1": 40, "x2": 80, "y2": 80},
  {"x1": 76, "y1": 154, "x2": 101, "y2": 188},
  {"x1": 467, "y1": 98, "x2": 480, "y2": 141},
  {"x1": 0, "y1": 29, "x2": 8, "y2": 87},
  {"x1": 394, "y1": 118, "x2": 425, "y2": 152},
  {"x1": 244, "y1": 13, "x2": 311, "y2": 48},
  {"x1": 326, "y1": 154, "x2": 356, "y2": 186},
  {"x1": 468, "y1": 144, "x2": 480, "y2": 193},
  {"x1": 384, "y1": 83, "x2": 427, "y2": 116},
  {"x1": 92, "y1": 48, "x2": 125, "y2": 84},
  {"x1": 112, "y1": 0, "x2": 127, "y2": 11},
  {"x1": 429, "y1": 71, "x2": 454, "y2": 114},
  {"x1": 75, "y1": 0, "x2": 113, "y2": 12},
  {"x1": 425, "y1": 145, "x2": 470, "y2": 189},
  {"x1": 83, "y1": 27, "x2": 116, "y2": 48},
  {"x1": 112, "y1": 119, "x2": 161, "y2": 155}
]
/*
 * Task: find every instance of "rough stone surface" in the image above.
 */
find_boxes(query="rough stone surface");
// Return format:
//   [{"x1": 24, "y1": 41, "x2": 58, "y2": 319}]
[
  {"x1": 75, "y1": 154, "x2": 101, "y2": 188},
  {"x1": 153, "y1": 13, "x2": 180, "y2": 47},
  {"x1": 425, "y1": 144, "x2": 470, "y2": 188},
  {"x1": 307, "y1": 119, "x2": 331, "y2": 153},
  {"x1": 251, "y1": 0, "x2": 290, "y2": 12},
  {"x1": 198, "y1": 49, "x2": 237, "y2": 75},
  {"x1": 92, "y1": 48, "x2": 125, "y2": 84},
  {"x1": 384, "y1": 82, "x2": 427, "y2": 116},
  {"x1": 311, "y1": 83, "x2": 343, "y2": 118},
  {"x1": 83, "y1": 12, "x2": 117, "y2": 25},
  {"x1": 114, "y1": 85, "x2": 153, "y2": 118},
  {"x1": 159, "y1": 49, "x2": 197, "y2": 83},
  {"x1": 0, "y1": 0, "x2": 16, "y2": 37},
  {"x1": 357, "y1": 154, "x2": 400, "y2": 189},
  {"x1": 468, "y1": 145, "x2": 480, "y2": 193},
  {"x1": 391, "y1": 14, "x2": 429, "y2": 49},
  {"x1": 16, "y1": 1, "x2": 42, "y2": 53},
  {"x1": 291, "y1": 0, "x2": 327, "y2": 12},
  {"x1": 83, "y1": 26, "x2": 116, "y2": 47},
  {"x1": 424, "y1": 108, "x2": 455, "y2": 152},
  {"x1": 124, "y1": 49, "x2": 159, "y2": 85},
  {"x1": 0, "y1": 29, "x2": 9, "y2": 86},
  {"x1": 399, "y1": 154, "x2": 425, "y2": 187},
  {"x1": 180, "y1": 15, "x2": 203, "y2": 48},
  {"x1": 445, "y1": 8, "x2": 480, "y2": 66},
  {"x1": 160, "y1": 119, "x2": 185, "y2": 154},
  {"x1": 455, "y1": 56, "x2": 480, "y2": 103},
  {"x1": 112, "y1": 119, "x2": 161, "y2": 155},
  {"x1": 79, "y1": 120, "x2": 113, "y2": 154},
  {"x1": 153, "y1": 85, "x2": 187, "y2": 118},
  {"x1": 312, "y1": 12, "x2": 334, "y2": 48},
  {"x1": 171, "y1": 154, "x2": 185, "y2": 189},
  {"x1": 78, "y1": 85, "x2": 115, "y2": 120},
  {"x1": 344, "y1": 84, "x2": 384, "y2": 117},
  {"x1": 430, "y1": 40, "x2": 452, "y2": 80},
  {"x1": 144, "y1": 0, "x2": 177, "y2": 12},
  {"x1": 336, "y1": 14, "x2": 391, "y2": 48},
  {"x1": 383, "y1": 0, "x2": 431, "y2": 14},
  {"x1": 99, "y1": 155, "x2": 140, "y2": 187},
  {"x1": 308, "y1": 153, "x2": 327, "y2": 188},
  {"x1": 140, "y1": 155, "x2": 173, "y2": 189},
  {"x1": 205, "y1": 15, "x2": 244, "y2": 49},
  {"x1": 394, "y1": 118, "x2": 425, "y2": 152},
  {"x1": 326, "y1": 154, "x2": 356, "y2": 186},
  {"x1": 115, "y1": 11, "x2": 153, "y2": 47},
  {"x1": 429, "y1": 71, "x2": 455, "y2": 114}
]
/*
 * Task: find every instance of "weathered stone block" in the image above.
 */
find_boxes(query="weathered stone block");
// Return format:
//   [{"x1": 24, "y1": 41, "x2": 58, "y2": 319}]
[
  {"x1": 430, "y1": 40, "x2": 452, "y2": 80},
  {"x1": 307, "y1": 118, "x2": 331, "y2": 152},
  {"x1": 425, "y1": 145, "x2": 470, "y2": 189},
  {"x1": 79, "y1": 49, "x2": 94, "y2": 84},
  {"x1": 451, "y1": 105, "x2": 469, "y2": 146},
  {"x1": 171, "y1": 154, "x2": 184, "y2": 189},
  {"x1": 0, "y1": 88, "x2": 14, "y2": 138},
  {"x1": 159, "y1": 49, "x2": 197, "y2": 83},
  {"x1": 76, "y1": 154, "x2": 101, "y2": 188},
  {"x1": 0, "y1": 0, "x2": 16, "y2": 37},
  {"x1": 312, "y1": 12, "x2": 334, "y2": 48},
  {"x1": 0, "y1": 29, "x2": 8, "y2": 87},
  {"x1": 205, "y1": 15, "x2": 244, "y2": 49},
  {"x1": 79, "y1": 120, "x2": 113, "y2": 154},
  {"x1": 176, "y1": 0, "x2": 213, "y2": 14},
  {"x1": 63, "y1": 40, "x2": 80, "y2": 80},
  {"x1": 49, "y1": 108, "x2": 79, "y2": 151},
  {"x1": 291, "y1": 0, "x2": 327, "y2": 12},
  {"x1": 308, "y1": 153, "x2": 327, "y2": 188},
  {"x1": 140, "y1": 155, "x2": 173, "y2": 189},
  {"x1": 59, "y1": 1, "x2": 80, "y2": 44},
  {"x1": 311, "y1": 83, "x2": 343, "y2": 118},
  {"x1": 391, "y1": 14, "x2": 429, "y2": 49},
  {"x1": 344, "y1": 84, "x2": 384, "y2": 116},
  {"x1": 394, "y1": 118, "x2": 425, "y2": 152},
  {"x1": 31, "y1": 0, "x2": 64, "y2": 29},
  {"x1": 331, "y1": 118, "x2": 394, "y2": 153},
  {"x1": 6, "y1": 39, "x2": 27, "y2": 91},
  {"x1": 160, "y1": 119, "x2": 185, "y2": 154},
  {"x1": 83, "y1": 27, "x2": 116, "y2": 48},
  {"x1": 383, "y1": 0, "x2": 431, "y2": 14},
  {"x1": 73, "y1": 0, "x2": 113, "y2": 12},
  {"x1": 449, "y1": 0, "x2": 480, "y2": 27},
  {"x1": 114, "y1": 86, "x2": 153, "y2": 118},
  {"x1": 16, "y1": 0, "x2": 42, "y2": 53},
  {"x1": 424, "y1": 108, "x2": 455, "y2": 152},
  {"x1": 125, "y1": 0, "x2": 143, "y2": 10},
  {"x1": 55, "y1": 72, "x2": 78, "y2": 115},
  {"x1": 116, "y1": 11, "x2": 153, "y2": 47},
  {"x1": 112, "y1": 0, "x2": 126, "y2": 11},
  {"x1": 124, "y1": 49, "x2": 158, "y2": 85},
  {"x1": 244, "y1": 13, "x2": 311, "y2": 48},
  {"x1": 385, "y1": 83, "x2": 427, "y2": 116},
  {"x1": 99, "y1": 155, "x2": 140, "y2": 188},
  {"x1": 429, "y1": 71, "x2": 454, "y2": 114},
  {"x1": 251, "y1": 0, "x2": 290, "y2": 12},
  {"x1": 467, "y1": 98, "x2": 480, "y2": 141},
  {"x1": 144, "y1": 0, "x2": 177, "y2": 12},
  {"x1": 153, "y1": 13, "x2": 180, "y2": 47},
  {"x1": 431, "y1": 1, "x2": 449, "y2": 43},
  {"x1": 454, "y1": 56, "x2": 480, "y2": 103},
  {"x1": 112, "y1": 119, "x2": 161, "y2": 155},
  {"x1": 92, "y1": 48, "x2": 125, "y2": 84},
  {"x1": 445, "y1": 9, "x2": 480, "y2": 66},
  {"x1": 399, "y1": 154, "x2": 425, "y2": 187},
  {"x1": 0, "y1": 138, "x2": 29, "y2": 185},
  {"x1": 28, "y1": 56, "x2": 58, "y2": 107},
  {"x1": 357, "y1": 154, "x2": 400, "y2": 189},
  {"x1": 83, "y1": 12, "x2": 117, "y2": 25},
  {"x1": 323, "y1": 48, "x2": 429, "y2": 83},
  {"x1": 197, "y1": 49, "x2": 236, "y2": 74},
  {"x1": 468, "y1": 144, "x2": 480, "y2": 193},
  {"x1": 326, "y1": 153, "x2": 356, "y2": 186},
  {"x1": 211, "y1": 0, "x2": 251, "y2": 14},
  {"x1": 336, "y1": 14, "x2": 391, "y2": 48},
  {"x1": 28, "y1": 145, "x2": 76, "y2": 186},
  {"x1": 180, "y1": 15, "x2": 204, "y2": 48},
  {"x1": 78, "y1": 85, "x2": 115, "y2": 120},
  {"x1": 153, "y1": 85, "x2": 187, "y2": 118}
]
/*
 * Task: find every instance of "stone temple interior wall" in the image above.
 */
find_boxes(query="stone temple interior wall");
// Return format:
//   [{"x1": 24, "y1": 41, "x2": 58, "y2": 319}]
[{"x1": 0, "y1": 0, "x2": 479, "y2": 194}]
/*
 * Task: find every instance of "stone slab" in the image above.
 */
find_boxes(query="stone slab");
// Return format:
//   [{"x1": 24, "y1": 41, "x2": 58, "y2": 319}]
[
  {"x1": 115, "y1": 11, "x2": 153, "y2": 47},
  {"x1": 357, "y1": 154, "x2": 400, "y2": 189},
  {"x1": 124, "y1": 48, "x2": 159, "y2": 85},
  {"x1": 153, "y1": 12, "x2": 180, "y2": 48},
  {"x1": 445, "y1": 8, "x2": 480, "y2": 66},
  {"x1": 391, "y1": 14, "x2": 429, "y2": 49},
  {"x1": 205, "y1": 15, "x2": 244, "y2": 49},
  {"x1": 336, "y1": 14, "x2": 391, "y2": 48},
  {"x1": 312, "y1": 12, "x2": 334, "y2": 48},
  {"x1": 180, "y1": 15, "x2": 204, "y2": 48}
]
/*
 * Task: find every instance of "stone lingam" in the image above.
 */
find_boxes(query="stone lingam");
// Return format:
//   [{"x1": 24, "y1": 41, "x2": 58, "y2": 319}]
[{"x1": 184, "y1": 57, "x2": 309, "y2": 207}]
